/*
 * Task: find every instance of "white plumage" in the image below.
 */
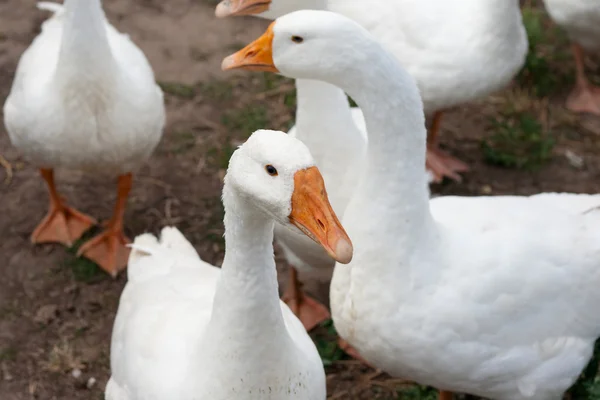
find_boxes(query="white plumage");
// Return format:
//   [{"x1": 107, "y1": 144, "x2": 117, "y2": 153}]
[
  {"x1": 106, "y1": 130, "x2": 333, "y2": 400},
  {"x1": 250, "y1": 11, "x2": 600, "y2": 399},
  {"x1": 4, "y1": 0, "x2": 164, "y2": 175}
]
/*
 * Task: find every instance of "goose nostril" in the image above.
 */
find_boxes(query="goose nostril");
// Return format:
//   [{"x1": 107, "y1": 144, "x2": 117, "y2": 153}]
[
  {"x1": 246, "y1": 50, "x2": 258, "y2": 58},
  {"x1": 317, "y1": 219, "x2": 325, "y2": 230}
]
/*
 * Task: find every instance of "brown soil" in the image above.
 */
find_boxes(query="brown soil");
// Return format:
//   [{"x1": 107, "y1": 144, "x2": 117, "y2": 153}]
[{"x1": 1, "y1": 1, "x2": 599, "y2": 399}]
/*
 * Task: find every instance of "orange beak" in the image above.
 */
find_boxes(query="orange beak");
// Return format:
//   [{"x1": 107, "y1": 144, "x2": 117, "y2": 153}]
[
  {"x1": 215, "y1": 0, "x2": 272, "y2": 17},
  {"x1": 221, "y1": 22, "x2": 279, "y2": 73},
  {"x1": 289, "y1": 167, "x2": 353, "y2": 264}
]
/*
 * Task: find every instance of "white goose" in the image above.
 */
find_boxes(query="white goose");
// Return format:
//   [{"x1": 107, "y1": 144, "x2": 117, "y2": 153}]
[
  {"x1": 3, "y1": 0, "x2": 165, "y2": 275},
  {"x1": 217, "y1": 0, "x2": 368, "y2": 331},
  {"x1": 105, "y1": 129, "x2": 352, "y2": 400},
  {"x1": 542, "y1": 0, "x2": 600, "y2": 115},
  {"x1": 224, "y1": 10, "x2": 600, "y2": 400},
  {"x1": 218, "y1": 0, "x2": 528, "y2": 183}
]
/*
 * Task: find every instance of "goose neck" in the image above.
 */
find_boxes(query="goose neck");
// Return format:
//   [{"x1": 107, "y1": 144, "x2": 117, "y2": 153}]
[
  {"x1": 329, "y1": 38, "x2": 436, "y2": 272},
  {"x1": 209, "y1": 183, "x2": 287, "y2": 339},
  {"x1": 56, "y1": 0, "x2": 115, "y2": 82},
  {"x1": 294, "y1": 79, "x2": 358, "y2": 150}
]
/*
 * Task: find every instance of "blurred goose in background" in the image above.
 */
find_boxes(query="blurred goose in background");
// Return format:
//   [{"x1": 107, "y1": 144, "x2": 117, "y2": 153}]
[
  {"x1": 4, "y1": 0, "x2": 165, "y2": 276},
  {"x1": 106, "y1": 130, "x2": 352, "y2": 400},
  {"x1": 542, "y1": 0, "x2": 600, "y2": 115},
  {"x1": 217, "y1": 0, "x2": 528, "y2": 183},
  {"x1": 225, "y1": 10, "x2": 600, "y2": 400}
]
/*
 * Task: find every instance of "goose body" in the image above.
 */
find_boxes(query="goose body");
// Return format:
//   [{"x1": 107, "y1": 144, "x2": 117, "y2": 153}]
[
  {"x1": 225, "y1": 11, "x2": 600, "y2": 399},
  {"x1": 106, "y1": 130, "x2": 353, "y2": 400},
  {"x1": 105, "y1": 229, "x2": 324, "y2": 400},
  {"x1": 5, "y1": 1, "x2": 164, "y2": 174}
]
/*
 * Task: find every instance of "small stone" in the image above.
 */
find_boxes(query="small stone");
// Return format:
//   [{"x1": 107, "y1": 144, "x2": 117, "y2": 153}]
[
  {"x1": 2, "y1": 362, "x2": 13, "y2": 381},
  {"x1": 86, "y1": 377, "x2": 96, "y2": 389},
  {"x1": 565, "y1": 150, "x2": 584, "y2": 169},
  {"x1": 71, "y1": 368, "x2": 82, "y2": 379},
  {"x1": 33, "y1": 304, "x2": 58, "y2": 325}
]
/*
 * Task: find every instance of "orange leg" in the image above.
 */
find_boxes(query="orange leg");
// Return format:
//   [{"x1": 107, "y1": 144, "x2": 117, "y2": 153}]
[
  {"x1": 76, "y1": 173, "x2": 132, "y2": 277},
  {"x1": 282, "y1": 267, "x2": 331, "y2": 331},
  {"x1": 31, "y1": 169, "x2": 96, "y2": 246},
  {"x1": 439, "y1": 391, "x2": 454, "y2": 400},
  {"x1": 565, "y1": 43, "x2": 600, "y2": 115},
  {"x1": 425, "y1": 111, "x2": 469, "y2": 183}
]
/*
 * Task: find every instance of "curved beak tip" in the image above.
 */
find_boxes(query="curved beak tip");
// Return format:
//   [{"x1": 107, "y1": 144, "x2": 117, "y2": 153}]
[
  {"x1": 221, "y1": 55, "x2": 235, "y2": 71},
  {"x1": 334, "y1": 239, "x2": 353, "y2": 264},
  {"x1": 215, "y1": 2, "x2": 230, "y2": 18}
]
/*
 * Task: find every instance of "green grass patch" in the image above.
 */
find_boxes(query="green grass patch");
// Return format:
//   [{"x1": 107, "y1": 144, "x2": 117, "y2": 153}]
[
  {"x1": 260, "y1": 72, "x2": 288, "y2": 91},
  {"x1": 64, "y1": 228, "x2": 105, "y2": 283},
  {"x1": 397, "y1": 385, "x2": 438, "y2": 400},
  {"x1": 206, "y1": 140, "x2": 237, "y2": 171},
  {"x1": 314, "y1": 319, "x2": 345, "y2": 367},
  {"x1": 199, "y1": 80, "x2": 234, "y2": 102},
  {"x1": 482, "y1": 111, "x2": 554, "y2": 169},
  {"x1": 221, "y1": 105, "x2": 269, "y2": 136},
  {"x1": 0, "y1": 346, "x2": 17, "y2": 362},
  {"x1": 170, "y1": 130, "x2": 197, "y2": 154},
  {"x1": 517, "y1": 7, "x2": 571, "y2": 97},
  {"x1": 158, "y1": 81, "x2": 196, "y2": 99}
]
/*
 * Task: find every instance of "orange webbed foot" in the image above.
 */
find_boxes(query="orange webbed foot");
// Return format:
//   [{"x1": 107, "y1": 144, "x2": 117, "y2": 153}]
[
  {"x1": 426, "y1": 146, "x2": 469, "y2": 183},
  {"x1": 31, "y1": 203, "x2": 96, "y2": 246},
  {"x1": 565, "y1": 84, "x2": 600, "y2": 116},
  {"x1": 76, "y1": 227, "x2": 131, "y2": 277}
]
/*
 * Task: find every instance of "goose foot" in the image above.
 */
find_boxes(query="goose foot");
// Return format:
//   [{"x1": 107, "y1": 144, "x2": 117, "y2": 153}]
[
  {"x1": 76, "y1": 173, "x2": 132, "y2": 277},
  {"x1": 566, "y1": 43, "x2": 600, "y2": 116},
  {"x1": 77, "y1": 227, "x2": 131, "y2": 277},
  {"x1": 32, "y1": 168, "x2": 96, "y2": 246},
  {"x1": 426, "y1": 111, "x2": 468, "y2": 183},
  {"x1": 426, "y1": 146, "x2": 469, "y2": 183},
  {"x1": 565, "y1": 84, "x2": 600, "y2": 116},
  {"x1": 282, "y1": 267, "x2": 330, "y2": 331}
]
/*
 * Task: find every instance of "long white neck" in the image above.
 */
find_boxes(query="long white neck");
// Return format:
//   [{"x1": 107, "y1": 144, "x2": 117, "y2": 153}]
[
  {"x1": 329, "y1": 40, "x2": 437, "y2": 283},
  {"x1": 55, "y1": 0, "x2": 115, "y2": 82},
  {"x1": 294, "y1": 79, "x2": 364, "y2": 208},
  {"x1": 207, "y1": 183, "x2": 288, "y2": 347}
]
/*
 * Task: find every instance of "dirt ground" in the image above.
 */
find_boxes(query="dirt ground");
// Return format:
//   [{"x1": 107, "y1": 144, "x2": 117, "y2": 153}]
[{"x1": 1, "y1": 1, "x2": 600, "y2": 399}]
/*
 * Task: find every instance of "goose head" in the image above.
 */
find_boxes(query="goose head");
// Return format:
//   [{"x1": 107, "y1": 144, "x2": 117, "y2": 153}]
[
  {"x1": 227, "y1": 129, "x2": 353, "y2": 264},
  {"x1": 215, "y1": 0, "x2": 322, "y2": 19},
  {"x1": 221, "y1": 10, "x2": 375, "y2": 87}
]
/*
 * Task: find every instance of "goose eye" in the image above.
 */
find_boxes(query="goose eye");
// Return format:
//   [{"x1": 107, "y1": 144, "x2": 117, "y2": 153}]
[
  {"x1": 291, "y1": 36, "x2": 304, "y2": 43},
  {"x1": 265, "y1": 165, "x2": 278, "y2": 176}
]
